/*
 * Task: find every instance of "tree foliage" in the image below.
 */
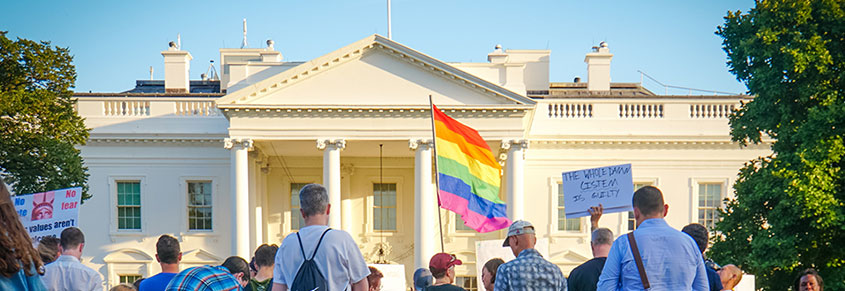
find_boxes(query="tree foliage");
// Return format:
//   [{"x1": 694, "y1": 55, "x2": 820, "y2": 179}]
[
  {"x1": 0, "y1": 31, "x2": 90, "y2": 201},
  {"x1": 709, "y1": 0, "x2": 844, "y2": 289}
]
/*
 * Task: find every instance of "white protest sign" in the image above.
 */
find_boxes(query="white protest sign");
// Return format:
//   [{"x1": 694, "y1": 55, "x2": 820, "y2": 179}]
[
  {"x1": 562, "y1": 164, "x2": 633, "y2": 218},
  {"x1": 475, "y1": 238, "x2": 549, "y2": 287},
  {"x1": 367, "y1": 264, "x2": 405, "y2": 291},
  {"x1": 12, "y1": 187, "x2": 82, "y2": 244}
]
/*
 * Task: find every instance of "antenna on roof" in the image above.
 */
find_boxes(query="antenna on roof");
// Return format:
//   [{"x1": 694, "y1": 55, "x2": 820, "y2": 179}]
[
  {"x1": 149, "y1": 66, "x2": 154, "y2": 80},
  {"x1": 387, "y1": 0, "x2": 392, "y2": 39},
  {"x1": 241, "y1": 18, "x2": 248, "y2": 48},
  {"x1": 205, "y1": 60, "x2": 219, "y2": 81},
  {"x1": 177, "y1": 34, "x2": 181, "y2": 50}
]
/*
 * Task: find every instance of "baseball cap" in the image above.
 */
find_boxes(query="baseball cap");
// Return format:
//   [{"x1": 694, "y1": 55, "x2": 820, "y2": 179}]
[
  {"x1": 413, "y1": 268, "x2": 433, "y2": 290},
  {"x1": 429, "y1": 253, "x2": 463, "y2": 273},
  {"x1": 502, "y1": 220, "x2": 535, "y2": 247}
]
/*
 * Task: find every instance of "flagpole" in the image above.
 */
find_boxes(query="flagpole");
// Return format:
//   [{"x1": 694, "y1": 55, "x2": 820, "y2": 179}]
[{"x1": 428, "y1": 94, "x2": 445, "y2": 253}]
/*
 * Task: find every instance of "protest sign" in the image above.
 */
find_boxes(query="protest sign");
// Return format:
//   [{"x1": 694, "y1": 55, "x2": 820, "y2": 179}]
[
  {"x1": 13, "y1": 187, "x2": 82, "y2": 244},
  {"x1": 562, "y1": 164, "x2": 633, "y2": 218}
]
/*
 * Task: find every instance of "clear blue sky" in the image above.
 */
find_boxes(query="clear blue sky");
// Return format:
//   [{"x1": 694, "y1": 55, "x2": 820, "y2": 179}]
[{"x1": 3, "y1": 0, "x2": 754, "y2": 94}]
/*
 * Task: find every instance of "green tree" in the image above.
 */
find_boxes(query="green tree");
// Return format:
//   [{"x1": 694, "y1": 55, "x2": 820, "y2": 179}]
[
  {"x1": 0, "y1": 31, "x2": 90, "y2": 201},
  {"x1": 709, "y1": 0, "x2": 844, "y2": 290}
]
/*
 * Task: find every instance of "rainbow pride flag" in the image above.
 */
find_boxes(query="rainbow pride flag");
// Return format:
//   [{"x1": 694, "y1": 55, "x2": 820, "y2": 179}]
[{"x1": 432, "y1": 104, "x2": 511, "y2": 232}]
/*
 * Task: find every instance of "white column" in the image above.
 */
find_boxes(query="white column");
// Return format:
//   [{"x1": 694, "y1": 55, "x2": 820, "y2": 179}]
[
  {"x1": 502, "y1": 139, "x2": 528, "y2": 221},
  {"x1": 411, "y1": 139, "x2": 436, "y2": 269},
  {"x1": 317, "y1": 139, "x2": 346, "y2": 229},
  {"x1": 225, "y1": 138, "x2": 253, "y2": 259}
]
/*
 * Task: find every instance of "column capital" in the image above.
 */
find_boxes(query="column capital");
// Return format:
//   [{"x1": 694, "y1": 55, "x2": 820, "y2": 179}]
[
  {"x1": 316, "y1": 139, "x2": 346, "y2": 151},
  {"x1": 500, "y1": 139, "x2": 529, "y2": 151},
  {"x1": 224, "y1": 138, "x2": 254, "y2": 151},
  {"x1": 408, "y1": 138, "x2": 433, "y2": 151}
]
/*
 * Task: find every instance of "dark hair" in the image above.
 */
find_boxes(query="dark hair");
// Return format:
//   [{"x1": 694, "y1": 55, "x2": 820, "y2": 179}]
[
  {"x1": 632, "y1": 186, "x2": 664, "y2": 216},
  {"x1": 794, "y1": 268, "x2": 823, "y2": 291},
  {"x1": 222, "y1": 256, "x2": 250, "y2": 282},
  {"x1": 253, "y1": 244, "x2": 278, "y2": 267},
  {"x1": 483, "y1": 258, "x2": 505, "y2": 285},
  {"x1": 430, "y1": 266, "x2": 447, "y2": 279},
  {"x1": 155, "y1": 235, "x2": 180, "y2": 264},
  {"x1": 38, "y1": 236, "x2": 61, "y2": 264},
  {"x1": 681, "y1": 223, "x2": 709, "y2": 254},
  {"x1": 367, "y1": 266, "x2": 384, "y2": 289},
  {"x1": 60, "y1": 227, "x2": 85, "y2": 250},
  {"x1": 0, "y1": 177, "x2": 44, "y2": 276},
  {"x1": 133, "y1": 278, "x2": 145, "y2": 290}
]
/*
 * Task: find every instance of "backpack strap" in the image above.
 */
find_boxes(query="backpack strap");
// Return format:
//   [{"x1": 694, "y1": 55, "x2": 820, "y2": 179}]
[
  {"x1": 309, "y1": 228, "x2": 332, "y2": 260},
  {"x1": 627, "y1": 232, "x2": 650, "y2": 289},
  {"x1": 296, "y1": 232, "x2": 306, "y2": 258}
]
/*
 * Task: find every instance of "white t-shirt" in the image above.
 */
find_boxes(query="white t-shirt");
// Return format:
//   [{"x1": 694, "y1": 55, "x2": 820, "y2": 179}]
[{"x1": 274, "y1": 225, "x2": 370, "y2": 291}]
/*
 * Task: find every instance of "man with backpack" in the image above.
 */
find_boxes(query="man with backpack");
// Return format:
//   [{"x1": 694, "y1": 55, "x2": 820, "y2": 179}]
[{"x1": 272, "y1": 184, "x2": 370, "y2": 291}]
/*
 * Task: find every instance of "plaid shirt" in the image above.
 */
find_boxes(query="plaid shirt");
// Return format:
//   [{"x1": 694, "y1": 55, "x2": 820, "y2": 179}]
[
  {"x1": 494, "y1": 248, "x2": 567, "y2": 291},
  {"x1": 165, "y1": 265, "x2": 242, "y2": 291}
]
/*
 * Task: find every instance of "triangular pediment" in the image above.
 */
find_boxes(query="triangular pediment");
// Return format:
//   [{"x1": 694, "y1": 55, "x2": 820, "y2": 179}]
[
  {"x1": 217, "y1": 34, "x2": 535, "y2": 108},
  {"x1": 181, "y1": 248, "x2": 222, "y2": 264},
  {"x1": 103, "y1": 248, "x2": 153, "y2": 263}
]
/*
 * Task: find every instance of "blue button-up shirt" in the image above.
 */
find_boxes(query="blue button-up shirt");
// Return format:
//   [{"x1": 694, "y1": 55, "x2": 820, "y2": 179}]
[
  {"x1": 494, "y1": 248, "x2": 567, "y2": 291},
  {"x1": 597, "y1": 218, "x2": 708, "y2": 291}
]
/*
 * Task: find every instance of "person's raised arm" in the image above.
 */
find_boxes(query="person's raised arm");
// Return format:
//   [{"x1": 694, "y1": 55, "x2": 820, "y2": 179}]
[
  {"x1": 596, "y1": 238, "x2": 622, "y2": 291},
  {"x1": 589, "y1": 204, "x2": 603, "y2": 231},
  {"x1": 351, "y1": 277, "x2": 369, "y2": 291},
  {"x1": 271, "y1": 283, "x2": 288, "y2": 291}
]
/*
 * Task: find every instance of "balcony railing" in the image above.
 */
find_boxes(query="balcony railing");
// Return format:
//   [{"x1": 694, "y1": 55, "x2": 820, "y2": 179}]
[
  {"x1": 76, "y1": 97, "x2": 222, "y2": 118},
  {"x1": 533, "y1": 97, "x2": 750, "y2": 138}
]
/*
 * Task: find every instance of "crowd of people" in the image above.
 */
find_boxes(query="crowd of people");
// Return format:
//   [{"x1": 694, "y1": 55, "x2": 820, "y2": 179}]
[{"x1": 0, "y1": 177, "x2": 827, "y2": 291}]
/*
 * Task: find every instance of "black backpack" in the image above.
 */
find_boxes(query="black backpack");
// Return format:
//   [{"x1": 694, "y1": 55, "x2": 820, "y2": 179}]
[{"x1": 291, "y1": 228, "x2": 331, "y2": 291}]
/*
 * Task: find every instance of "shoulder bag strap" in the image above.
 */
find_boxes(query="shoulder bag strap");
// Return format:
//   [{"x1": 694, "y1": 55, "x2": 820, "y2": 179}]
[
  {"x1": 627, "y1": 232, "x2": 650, "y2": 289},
  {"x1": 309, "y1": 228, "x2": 332, "y2": 260}
]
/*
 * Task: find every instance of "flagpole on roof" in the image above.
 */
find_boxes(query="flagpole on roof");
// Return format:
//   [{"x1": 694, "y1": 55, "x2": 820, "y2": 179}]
[{"x1": 428, "y1": 94, "x2": 445, "y2": 253}]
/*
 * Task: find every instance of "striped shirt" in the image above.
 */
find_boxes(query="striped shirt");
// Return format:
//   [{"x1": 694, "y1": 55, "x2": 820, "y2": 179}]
[{"x1": 165, "y1": 265, "x2": 242, "y2": 291}]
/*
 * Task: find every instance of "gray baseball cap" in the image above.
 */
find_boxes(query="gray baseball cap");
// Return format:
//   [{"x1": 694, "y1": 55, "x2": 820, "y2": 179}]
[{"x1": 502, "y1": 220, "x2": 535, "y2": 247}]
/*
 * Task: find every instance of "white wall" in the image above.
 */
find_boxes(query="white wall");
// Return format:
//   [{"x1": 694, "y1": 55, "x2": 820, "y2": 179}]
[{"x1": 79, "y1": 143, "x2": 231, "y2": 288}]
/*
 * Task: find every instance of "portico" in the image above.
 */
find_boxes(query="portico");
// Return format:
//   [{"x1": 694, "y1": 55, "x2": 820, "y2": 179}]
[{"x1": 215, "y1": 35, "x2": 535, "y2": 274}]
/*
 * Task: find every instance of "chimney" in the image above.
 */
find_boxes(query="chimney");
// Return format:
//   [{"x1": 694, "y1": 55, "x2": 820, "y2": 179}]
[
  {"x1": 487, "y1": 44, "x2": 508, "y2": 64},
  {"x1": 162, "y1": 42, "x2": 193, "y2": 93},
  {"x1": 584, "y1": 41, "x2": 613, "y2": 91}
]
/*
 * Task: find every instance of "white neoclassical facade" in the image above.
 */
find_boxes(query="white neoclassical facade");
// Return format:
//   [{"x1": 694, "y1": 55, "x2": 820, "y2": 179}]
[{"x1": 72, "y1": 35, "x2": 770, "y2": 289}]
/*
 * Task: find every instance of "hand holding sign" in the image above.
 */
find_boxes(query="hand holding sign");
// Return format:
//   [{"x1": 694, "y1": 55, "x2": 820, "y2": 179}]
[{"x1": 562, "y1": 164, "x2": 633, "y2": 218}]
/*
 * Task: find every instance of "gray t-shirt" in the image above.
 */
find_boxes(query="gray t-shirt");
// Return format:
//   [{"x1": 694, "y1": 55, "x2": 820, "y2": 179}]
[{"x1": 274, "y1": 225, "x2": 370, "y2": 291}]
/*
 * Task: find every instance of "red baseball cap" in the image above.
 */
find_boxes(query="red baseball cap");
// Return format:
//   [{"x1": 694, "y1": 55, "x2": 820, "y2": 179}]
[{"x1": 429, "y1": 253, "x2": 462, "y2": 272}]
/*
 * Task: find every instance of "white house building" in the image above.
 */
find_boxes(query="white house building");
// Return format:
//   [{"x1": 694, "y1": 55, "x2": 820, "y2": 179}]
[{"x1": 72, "y1": 34, "x2": 770, "y2": 289}]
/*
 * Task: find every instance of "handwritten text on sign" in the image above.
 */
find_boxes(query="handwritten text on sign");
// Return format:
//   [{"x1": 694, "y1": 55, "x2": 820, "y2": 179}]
[
  {"x1": 562, "y1": 164, "x2": 633, "y2": 218},
  {"x1": 13, "y1": 187, "x2": 82, "y2": 244}
]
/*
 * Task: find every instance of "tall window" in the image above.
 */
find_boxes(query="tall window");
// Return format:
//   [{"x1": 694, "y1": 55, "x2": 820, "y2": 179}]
[
  {"x1": 455, "y1": 213, "x2": 473, "y2": 231},
  {"x1": 290, "y1": 183, "x2": 309, "y2": 230},
  {"x1": 373, "y1": 183, "x2": 397, "y2": 231},
  {"x1": 456, "y1": 276, "x2": 478, "y2": 291},
  {"x1": 629, "y1": 182, "x2": 653, "y2": 231},
  {"x1": 116, "y1": 181, "x2": 141, "y2": 230},
  {"x1": 557, "y1": 183, "x2": 581, "y2": 231},
  {"x1": 187, "y1": 181, "x2": 212, "y2": 230},
  {"x1": 698, "y1": 183, "x2": 723, "y2": 230}
]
